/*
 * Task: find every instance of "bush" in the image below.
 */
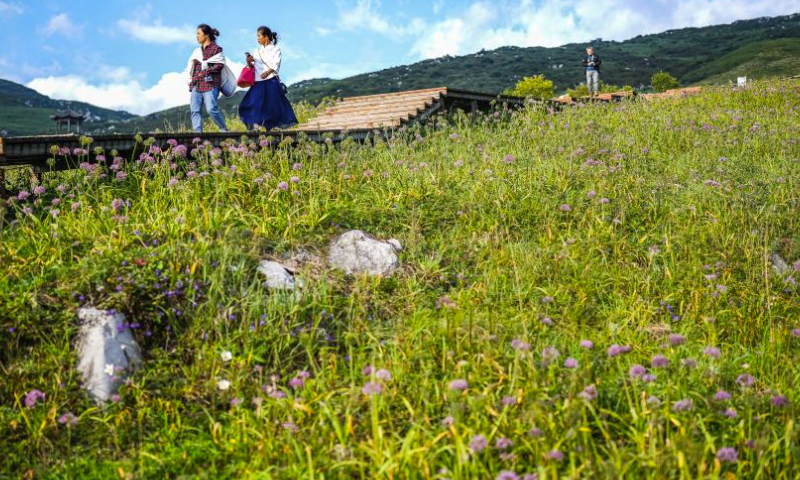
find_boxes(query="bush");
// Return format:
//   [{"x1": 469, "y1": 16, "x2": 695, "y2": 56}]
[
  {"x1": 651, "y1": 71, "x2": 681, "y2": 92},
  {"x1": 566, "y1": 82, "x2": 631, "y2": 98},
  {"x1": 507, "y1": 75, "x2": 556, "y2": 100}
]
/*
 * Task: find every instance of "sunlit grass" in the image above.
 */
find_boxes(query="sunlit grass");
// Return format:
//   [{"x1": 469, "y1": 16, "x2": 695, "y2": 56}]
[{"x1": 1, "y1": 79, "x2": 800, "y2": 479}]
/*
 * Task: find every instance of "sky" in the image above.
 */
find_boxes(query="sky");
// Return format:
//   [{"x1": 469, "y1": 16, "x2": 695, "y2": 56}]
[{"x1": 0, "y1": 0, "x2": 796, "y2": 115}]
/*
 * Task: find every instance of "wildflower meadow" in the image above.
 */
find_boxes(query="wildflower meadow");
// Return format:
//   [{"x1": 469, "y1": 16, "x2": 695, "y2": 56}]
[{"x1": 1, "y1": 79, "x2": 800, "y2": 479}]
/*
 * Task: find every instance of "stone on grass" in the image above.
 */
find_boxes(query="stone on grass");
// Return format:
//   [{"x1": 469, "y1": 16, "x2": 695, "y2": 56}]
[
  {"x1": 76, "y1": 308, "x2": 141, "y2": 404},
  {"x1": 258, "y1": 260, "x2": 304, "y2": 291},
  {"x1": 771, "y1": 254, "x2": 791, "y2": 276},
  {"x1": 328, "y1": 230, "x2": 402, "y2": 276}
]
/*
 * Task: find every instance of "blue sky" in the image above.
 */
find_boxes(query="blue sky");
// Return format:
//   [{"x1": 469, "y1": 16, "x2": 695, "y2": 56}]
[{"x1": 0, "y1": 0, "x2": 796, "y2": 114}]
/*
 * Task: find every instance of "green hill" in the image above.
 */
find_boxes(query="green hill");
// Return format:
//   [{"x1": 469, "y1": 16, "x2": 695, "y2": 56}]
[
  {"x1": 684, "y1": 38, "x2": 800, "y2": 85},
  {"x1": 1, "y1": 13, "x2": 799, "y2": 136}
]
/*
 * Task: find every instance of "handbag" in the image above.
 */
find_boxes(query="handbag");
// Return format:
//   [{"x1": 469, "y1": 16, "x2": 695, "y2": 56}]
[
  {"x1": 238, "y1": 65, "x2": 255, "y2": 88},
  {"x1": 256, "y1": 48, "x2": 289, "y2": 95}
]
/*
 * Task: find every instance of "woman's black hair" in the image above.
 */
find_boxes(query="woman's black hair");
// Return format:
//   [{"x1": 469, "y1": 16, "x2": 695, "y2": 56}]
[
  {"x1": 198, "y1": 24, "x2": 220, "y2": 42},
  {"x1": 257, "y1": 26, "x2": 279, "y2": 45}
]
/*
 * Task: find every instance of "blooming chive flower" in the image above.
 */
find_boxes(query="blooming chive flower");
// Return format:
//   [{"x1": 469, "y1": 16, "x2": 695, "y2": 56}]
[
  {"x1": 449, "y1": 379, "x2": 468, "y2": 391},
  {"x1": 630, "y1": 365, "x2": 647, "y2": 378},
  {"x1": 278, "y1": 182, "x2": 289, "y2": 191},
  {"x1": 502, "y1": 396, "x2": 517, "y2": 407},
  {"x1": 564, "y1": 357, "x2": 578, "y2": 369},
  {"x1": 375, "y1": 369, "x2": 392, "y2": 381},
  {"x1": 542, "y1": 347, "x2": 560, "y2": 364},
  {"x1": 668, "y1": 334, "x2": 686, "y2": 347},
  {"x1": 496, "y1": 471, "x2": 519, "y2": 480},
  {"x1": 607, "y1": 344, "x2": 631, "y2": 357},
  {"x1": 58, "y1": 412, "x2": 79, "y2": 426},
  {"x1": 642, "y1": 374, "x2": 657, "y2": 383},
  {"x1": 714, "y1": 390, "x2": 732, "y2": 401},
  {"x1": 511, "y1": 339, "x2": 530, "y2": 351},
  {"x1": 651, "y1": 355, "x2": 669, "y2": 368},
  {"x1": 559, "y1": 204, "x2": 572, "y2": 212},
  {"x1": 469, "y1": 435, "x2": 488, "y2": 453},
  {"x1": 579, "y1": 340, "x2": 594, "y2": 349},
  {"x1": 25, "y1": 389, "x2": 46, "y2": 408},
  {"x1": 770, "y1": 395, "x2": 789, "y2": 407},
  {"x1": 704, "y1": 347, "x2": 721, "y2": 359},
  {"x1": 496, "y1": 437, "x2": 513, "y2": 450},
  {"x1": 579, "y1": 385, "x2": 598, "y2": 402},
  {"x1": 33, "y1": 186, "x2": 45, "y2": 196},
  {"x1": 716, "y1": 447, "x2": 738, "y2": 463},
  {"x1": 672, "y1": 399, "x2": 694, "y2": 412},
  {"x1": 362, "y1": 382, "x2": 382, "y2": 396},
  {"x1": 724, "y1": 408, "x2": 738, "y2": 418},
  {"x1": 736, "y1": 374, "x2": 755, "y2": 387},
  {"x1": 528, "y1": 427, "x2": 543, "y2": 437},
  {"x1": 791, "y1": 328, "x2": 800, "y2": 337},
  {"x1": 546, "y1": 450, "x2": 564, "y2": 461}
]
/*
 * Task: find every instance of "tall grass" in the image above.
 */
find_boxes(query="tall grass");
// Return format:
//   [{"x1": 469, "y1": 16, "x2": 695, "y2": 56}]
[{"x1": 1, "y1": 80, "x2": 800, "y2": 479}]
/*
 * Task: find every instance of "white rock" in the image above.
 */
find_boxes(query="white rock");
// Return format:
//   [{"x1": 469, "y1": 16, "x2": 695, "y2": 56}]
[
  {"x1": 258, "y1": 260, "x2": 304, "y2": 290},
  {"x1": 76, "y1": 308, "x2": 141, "y2": 404},
  {"x1": 772, "y1": 253, "x2": 791, "y2": 276},
  {"x1": 328, "y1": 230, "x2": 402, "y2": 276}
]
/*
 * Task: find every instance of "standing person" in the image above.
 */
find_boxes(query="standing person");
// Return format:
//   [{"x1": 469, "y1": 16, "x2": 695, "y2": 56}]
[
  {"x1": 188, "y1": 24, "x2": 228, "y2": 133},
  {"x1": 239, "y1": 26, "x2": 298, "y2": 131},
  {"x1": 581, "y1": 46, "x2": 602, "y2": 97}
]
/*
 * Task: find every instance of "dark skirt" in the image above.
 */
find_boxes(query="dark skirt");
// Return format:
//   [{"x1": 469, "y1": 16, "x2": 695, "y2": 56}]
[{"x1": 238, "y1": 78, "x2": 298, "y2": 130}]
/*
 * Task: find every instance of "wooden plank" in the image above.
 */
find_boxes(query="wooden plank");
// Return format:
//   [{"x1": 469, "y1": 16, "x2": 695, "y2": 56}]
[
  {"x1": 339, "y1": 87, "x2": 446, "y2": 103},
  {"x1": 323, "y1": 100, "x2": 435, "y2": 116},
  {"x1": 0, "y1": 136, "x2": 4, "y2": 157}
]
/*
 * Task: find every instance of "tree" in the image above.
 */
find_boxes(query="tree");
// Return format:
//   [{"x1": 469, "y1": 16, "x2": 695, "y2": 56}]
[
  {"x1": 651, "y1": 71, "x2": 680, "y2": 92},
  {"x1": 507, "y1": 75, "x2": 556, "y2": 100}
]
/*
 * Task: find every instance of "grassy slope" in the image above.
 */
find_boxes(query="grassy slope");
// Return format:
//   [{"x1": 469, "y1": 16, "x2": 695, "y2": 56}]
[
  {"x1": 2, "y1": 79, "x2": 800, "y2": 479},
  {"x1": 684, "y1": 38, "x2": 800, "y2": 84}
]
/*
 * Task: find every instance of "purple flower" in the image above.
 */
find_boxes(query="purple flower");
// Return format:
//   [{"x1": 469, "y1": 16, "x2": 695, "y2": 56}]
[
  {"x1": 672, "y1": 398, "x2": 694, "y2": 412},
  {"x1": 33, "y1": 186, "x2": 45, "y2": 196},
  {"x1": 724, "y1": 408, "x2": 738, "y2": 418},
  {"x1": 441, "y1": 416, "x2": 454, "y2": 427},
  {"x1": 448, "y1": 379, "x2": 468, "y2": 391},
  {"x1": 290, "y1": 176, "x2": 300, "y2": 184},
  {"x1": 736, "y1": 374, "x2": 755, "y2": 387},
  {"x1": 545, "y1": 450, "x2": 564, "y2": 461},
  {"x1": 469, "y1": 434, "x2": 488, "y2": 453},
  {"x1": 563, "y1": 357, "x2": 578, "y2": 369},
  {"x1": 495, "y1": 437, "x2": 513, "y2": 450},
  {"x1": 362, "y1": 365, "x2": 373, "y2": 376},
  {"x1": 542, "y1": 347, "x2": 560, "y2": 363},
  {"x1": 587, "y1": 190, "x2": 597, "y2": 198},
  {"x1": 362, "y1": 382, "x2": 382, "y2": 396},
  {"x1": 791, "y1": 328, "x2": 800, "y2": 337},
  {"x1": 375, "y1": 369, "x2": 392, "y2": 381},
  {"x1": 714, "y1": 390, "x2": 732, "y2": 401},
  {"x1": 289, "y1": 377, "x2": 305, "y2": 389},
  {"x1": 559, "y1": 204, "x2": 572, "y2": 212},
  {"x1": 716, "y1": 447, "x2": 738, "y2": 463},
  {"x1": 651, "y1": 355, "x2": 669, "y2": 368},
  {"x1": 501, "y1": 396, "x2": 517, "y2": 407},
  {"x1": 292, "y1": 162, "x2": 303, "y2": 170},
  {"x1": 630, "y1": 365, "x2": 647, "y2": 378},
  {"x1": 278, "y1": 182, "x2": 289, "y2": 191},
  {"x1": 511, "y1": 339, "x2": 530, "y2": 351},
  {"x1": 642, "y1": 374, "x2": 657, "y2": 383},
  {"x1": 522, "y1": 475, "x2": 538, "y2": 480},
  {"x1": 770, "y1": 395, "x2": 789, "y2": 407},
  {"x1": 541, "y1": 316, "x2": 554, "y2": 326},
  {"x1": 528, "y1": 427, "x2": 543, "y2": 437},
  {"x1": 25, "y1": 389, "x2": 46, "y2": 408},
  {"x1": 16, "y1": 190, "x2": 30, "y2": 201},
  {"x1": 167, "y1": 178, "x2": 179, "y2": 187},
  {"x1": 497, "y1": 472, "x2": 518, "y2": 480},
  {"x1": 578, "y1": 384, "x2": 598, "y2": 402},
  {"x1": 607, "y1": 344, "x2": 631, "y2": 357},
  {"x1": 503, "y1": 154, "x2": 515, "y2": 164},
  {"x1": 703, "y1": 347, "x2": 721, "y2": 359},
  {"x1": 668, "y1": 334, "x2": 686, "y2": 347},
  {"x1": 58, "y1": 412, "x2": 78, "y2": 427},
  {"x1": 579, "y1": 340, "x2": 594, "y2": 349}
]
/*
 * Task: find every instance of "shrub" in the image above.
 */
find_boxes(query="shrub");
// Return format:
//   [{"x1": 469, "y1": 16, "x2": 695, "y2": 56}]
[
  {"x1": 507, "y1": 75, "x2": 556, "y2": 100},
  {"x1": 651, "y1": 71, "x2": 681, "y2": 92}
]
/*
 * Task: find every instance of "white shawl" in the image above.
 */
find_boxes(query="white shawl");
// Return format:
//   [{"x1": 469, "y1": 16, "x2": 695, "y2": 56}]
[{"x1": 186, "y1": 48, "x2": 237, "y2": 98}]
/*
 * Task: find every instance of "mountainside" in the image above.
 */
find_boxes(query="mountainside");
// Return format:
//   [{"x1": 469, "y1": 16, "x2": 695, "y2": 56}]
[
  {"x1": 1, "y1": 13, "x2": 799, "y2": 136},
  {"x1": 0, "y1": 79, "x2": 137, "y2": 136}
]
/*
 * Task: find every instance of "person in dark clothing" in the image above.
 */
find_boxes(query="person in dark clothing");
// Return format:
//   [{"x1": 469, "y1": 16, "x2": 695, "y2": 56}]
[{"x1": 581, "y1": 46, "x2": 602, "y2": 96}]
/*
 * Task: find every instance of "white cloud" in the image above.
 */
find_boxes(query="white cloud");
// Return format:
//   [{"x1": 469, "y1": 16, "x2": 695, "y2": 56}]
[
  {"x1": 39, "y1": 13, "x2": 83, "y2": 38},
  {"x1": 26, "y1": 59, "x2": 246, "y2": 116},
  {"x1": 0, "y1": 1, "x2": 23, "y2": 16},
  {"x1": 410, "y1": 0, "x2": 800, "y2": 59},
  {"x1": 324, "y1": 0, "x2": 426, "y2": 38},
  {"x1": 117, "y1": 18, "x2": 195, "y2": 44}
]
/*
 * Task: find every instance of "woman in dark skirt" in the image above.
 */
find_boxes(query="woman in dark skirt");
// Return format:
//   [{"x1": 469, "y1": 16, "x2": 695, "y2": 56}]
[{"x1": 239, "y1": 26, "x2": 298, "y2": 131}]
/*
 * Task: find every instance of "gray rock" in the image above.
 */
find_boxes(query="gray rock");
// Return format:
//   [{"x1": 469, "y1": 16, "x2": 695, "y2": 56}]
[
  {"x1": 76, "y1": 308, "x2": 141, "y2": 404},
  {"x1": 258, "y1": 260, "x2": 304, "y2": 290},
  {"x1": 328, "y1": 230, "x2": 402, "y2": 276},
  {"x1": 772, "y1": 254, "x2": 791, "y2": 276}
]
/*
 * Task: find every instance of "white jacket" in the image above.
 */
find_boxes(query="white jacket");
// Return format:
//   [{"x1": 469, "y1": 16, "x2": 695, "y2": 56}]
[{"x1": 186, "y1": 48, "x2": 237, "y2": 98}]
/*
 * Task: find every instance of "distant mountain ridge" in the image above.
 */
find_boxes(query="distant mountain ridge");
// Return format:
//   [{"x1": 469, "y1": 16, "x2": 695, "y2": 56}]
[{"x1": 1, "y1": 13, "x2": 799, "y2": 136}]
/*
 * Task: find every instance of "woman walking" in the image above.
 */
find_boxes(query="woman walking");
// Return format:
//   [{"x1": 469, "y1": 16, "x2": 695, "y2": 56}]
[{"x1": 239, "y1": 26, "x2": 298, "y2": 131}]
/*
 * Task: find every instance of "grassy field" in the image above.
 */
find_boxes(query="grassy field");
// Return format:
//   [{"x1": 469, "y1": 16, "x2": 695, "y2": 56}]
[{"x1": 1, "y1": 79, "x2": 800, "y2": 479}]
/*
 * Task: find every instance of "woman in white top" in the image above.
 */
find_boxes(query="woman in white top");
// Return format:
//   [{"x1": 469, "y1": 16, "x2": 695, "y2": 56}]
[{"x1": 238, "y1": 26, "x2": 298, "y2": 131}]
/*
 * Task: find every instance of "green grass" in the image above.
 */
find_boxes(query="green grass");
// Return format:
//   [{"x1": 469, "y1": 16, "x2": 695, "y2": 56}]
[
  {"x1": 685, "y1": 38, "x2": 800, "y2": 85},
  {"x1": 2, "y1": 79, "x2": 800, "y2": 479}
]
